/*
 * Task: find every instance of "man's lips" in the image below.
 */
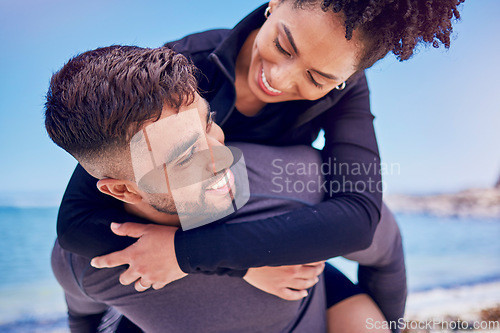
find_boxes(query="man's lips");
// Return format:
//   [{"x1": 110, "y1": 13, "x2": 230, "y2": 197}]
[
  {"x1": 258, "y1": 67, "x2": 284, "y2": 96},
  {"x1": 205, "y1": 169, "x2": 235, "y2": 194}
]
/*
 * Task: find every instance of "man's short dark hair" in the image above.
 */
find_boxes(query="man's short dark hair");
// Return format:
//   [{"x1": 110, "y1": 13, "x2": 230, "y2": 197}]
[{"x1": 45, "y1": 45, "x2": 198, "y2": 160}]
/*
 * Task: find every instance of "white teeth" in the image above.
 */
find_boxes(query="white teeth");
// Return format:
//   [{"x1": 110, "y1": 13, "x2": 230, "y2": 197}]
[
  {"x1": 209, "y1": 171, "x2": 230, "y2": 190},
  {"x1": 261, "y1": 69, "x2": 282, "y2": 94}
]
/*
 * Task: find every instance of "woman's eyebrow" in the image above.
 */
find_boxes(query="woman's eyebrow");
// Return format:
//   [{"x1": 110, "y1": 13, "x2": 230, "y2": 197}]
[
  {"x1": 282, "y1": 23, "x2": 339, "y2": 81},
  {"x1": 282, "y1": 23, "x2": 298, "y2": 55},
  {"x1": 310, "y1": 69, "x2": 339, "y2": 81}
]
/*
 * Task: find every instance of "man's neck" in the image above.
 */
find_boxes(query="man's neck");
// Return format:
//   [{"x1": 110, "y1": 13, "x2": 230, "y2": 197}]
[{"x1": 124, "y1": 201, "x2": 181, "y2": 227}]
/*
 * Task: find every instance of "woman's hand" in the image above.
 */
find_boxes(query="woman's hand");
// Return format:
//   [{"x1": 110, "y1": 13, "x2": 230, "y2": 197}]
[
  {"x1": 243, "y1": 261, "x2": 325, "y2": 301},
  {"x1": 91, "y1": 222, "x2": 187, "y2": 292}
]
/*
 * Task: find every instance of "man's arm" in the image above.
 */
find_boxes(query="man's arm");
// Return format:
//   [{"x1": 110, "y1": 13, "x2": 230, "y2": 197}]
[{"x1": 52, "y1": 240, "x2": 111, "y2": 332}]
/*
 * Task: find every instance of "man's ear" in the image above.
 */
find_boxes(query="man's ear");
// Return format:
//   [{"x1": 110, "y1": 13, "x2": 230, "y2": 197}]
[{"x1": 96, "y1": 178, "x2": 143, "y2": 204}]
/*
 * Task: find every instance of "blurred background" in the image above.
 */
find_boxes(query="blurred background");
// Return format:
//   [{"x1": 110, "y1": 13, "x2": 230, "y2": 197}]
[{"x1": 0, "y1": 0, "x2": 499, "y2": 331}]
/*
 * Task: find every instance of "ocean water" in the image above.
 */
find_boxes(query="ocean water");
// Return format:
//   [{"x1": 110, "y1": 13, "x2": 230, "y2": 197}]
[
  {"x1": 330, "y1": 214, "x2": 500, "y2": 293},
  {"x1": 399, "y1": 214, "x2": 500, "y2": 292},
  {"x1": 0, "y1": 207, "x2": 67, "y2": 332},
  {"x1": 0, "y1": 206, "x2": 499, "y2": 331}
]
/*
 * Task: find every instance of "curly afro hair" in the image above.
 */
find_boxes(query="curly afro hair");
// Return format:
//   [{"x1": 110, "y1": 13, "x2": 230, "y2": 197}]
[{"x1": 286, "y1": 0, "x2": 465, "y2": 69}]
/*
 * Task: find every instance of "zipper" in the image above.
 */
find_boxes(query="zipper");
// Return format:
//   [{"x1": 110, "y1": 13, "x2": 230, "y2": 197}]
[{"x1": 209, "y1": 53, "x2": 237, "y2": 127}]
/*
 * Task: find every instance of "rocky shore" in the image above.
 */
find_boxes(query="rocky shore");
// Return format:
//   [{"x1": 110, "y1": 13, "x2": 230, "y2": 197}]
[
  {"x1": 385, "y1": 175, "x2": 500, "y2": 218},
  {"x1": 385, "y1": 187, "x2": 500, "y2": 218}
]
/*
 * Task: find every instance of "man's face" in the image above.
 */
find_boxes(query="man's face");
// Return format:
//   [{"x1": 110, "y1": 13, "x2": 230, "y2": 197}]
[{"x1": 130, "y1": 94, "x2": 249, "y2": 230}]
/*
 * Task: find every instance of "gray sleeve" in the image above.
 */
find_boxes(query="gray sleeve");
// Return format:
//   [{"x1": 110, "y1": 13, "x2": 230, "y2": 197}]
[
  {"x1": 51, "y1": 240, "x2": 109, "y2": 332},
  {"x1": 345, "y1": 203, "x2": 407, "y2": 330}
]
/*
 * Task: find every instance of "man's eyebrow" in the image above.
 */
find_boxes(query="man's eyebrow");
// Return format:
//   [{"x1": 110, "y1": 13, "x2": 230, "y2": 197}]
[
  {"x1": 166, "y1": 131, "x2": 200, "y2": 164},
  {"x1": 282, "y1": 23, "x2": 298, "y2": 55},
  {"x1": 282, "y1": 23, "x2": 339, "y2": 81},
  {"x1": 203, "y1": 99, "x2": 211, "y2": 128}
]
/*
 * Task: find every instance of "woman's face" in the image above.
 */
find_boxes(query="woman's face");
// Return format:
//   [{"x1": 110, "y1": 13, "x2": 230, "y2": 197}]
[{"x1": 246, "y1": 0, "x2": 362, "y2": 103}]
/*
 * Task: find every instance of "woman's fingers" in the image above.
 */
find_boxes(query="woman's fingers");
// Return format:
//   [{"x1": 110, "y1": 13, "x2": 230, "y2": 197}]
[
  {"x1": 135, "y1": 279, "x2": 152, "y2": 292},
  {"x1": 290, "y1": 262, "x2": 325, "y2": 280},
  {"x1": 288, "y1": 276, "x2": 320, "y2": 291},
  {"x1": 279, "y1": 288, "x2": 309, "y2": 301}
]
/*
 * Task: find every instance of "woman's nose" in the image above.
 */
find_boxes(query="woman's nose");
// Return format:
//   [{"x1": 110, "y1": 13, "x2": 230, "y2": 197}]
[{"x1": 270, "y1": 63, "x2": 297, "y2": 91}]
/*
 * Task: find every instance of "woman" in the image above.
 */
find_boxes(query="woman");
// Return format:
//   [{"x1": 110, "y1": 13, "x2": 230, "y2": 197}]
[{"x1": 56, "y1": 0, "x2": 464, "y2": 330}]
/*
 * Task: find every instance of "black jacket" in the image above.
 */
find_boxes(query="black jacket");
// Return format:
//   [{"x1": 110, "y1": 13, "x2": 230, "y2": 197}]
[{"x1": 57, "y1": 4, "x2": 382, "y2": 275}]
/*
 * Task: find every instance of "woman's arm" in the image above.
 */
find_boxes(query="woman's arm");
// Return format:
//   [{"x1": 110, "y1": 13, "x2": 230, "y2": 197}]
[
  {"x1": 173, "y1": 74, "x2": 382, "y2": 273},
  {"x1": 57, "y1": 164, "x2": 148, "y2": 258},
  {"x1": 59, "y1": 75, "x2": 380, "y2": 274},
  {"x1": 57, "y1": 165, "x2": 246, "y2": 276}
]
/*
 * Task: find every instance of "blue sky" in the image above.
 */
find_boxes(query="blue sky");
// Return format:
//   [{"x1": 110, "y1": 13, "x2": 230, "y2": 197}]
[{"x1": 0, "y1": 0, "x2": 498, "y2": 206}]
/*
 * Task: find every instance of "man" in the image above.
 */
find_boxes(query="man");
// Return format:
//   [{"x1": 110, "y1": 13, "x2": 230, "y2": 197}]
[
  {"x1": 46, "y1": 45, "x2": 344, "y2": 332},
  {"x1": 46, "y1": 45, "x2": 391, "y2": 332},
  {"x1": 47, "y1": 44, "x2": 394, "y2": 332}
]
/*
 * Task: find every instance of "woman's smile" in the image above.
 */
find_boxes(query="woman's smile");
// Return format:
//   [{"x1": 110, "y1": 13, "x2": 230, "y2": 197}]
[
  {"x1": 258, "y1": 67, "x2": 284, "y2": 96},
  {"x1": 240, "y1": 0, "x2": 361, "y2": 108}
]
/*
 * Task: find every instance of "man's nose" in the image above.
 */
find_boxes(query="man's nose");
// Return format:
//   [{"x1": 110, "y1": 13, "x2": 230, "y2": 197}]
[
  {"x1": 204, "y1": 144, "x2": 234, "y2": 175},
  {"x1": 204, "y1": 122, "x2": 228, "y2": 173},
  {"x1": 210, "y1": 122, "x2": 225, "y2": 144}
]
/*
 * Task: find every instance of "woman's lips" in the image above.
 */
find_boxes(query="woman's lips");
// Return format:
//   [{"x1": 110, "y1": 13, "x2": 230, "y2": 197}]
[{"x1": 258, "y1": 67, "x2": 284, "y2": 96}]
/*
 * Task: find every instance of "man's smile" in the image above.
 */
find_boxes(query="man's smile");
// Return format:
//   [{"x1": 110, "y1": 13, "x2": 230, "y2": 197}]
[{"x1": 205, "y1": 169, "x2": 235, "y2": 194}]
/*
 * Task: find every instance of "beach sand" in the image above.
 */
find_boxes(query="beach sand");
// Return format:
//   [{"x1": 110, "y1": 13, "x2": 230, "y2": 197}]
[
  {"x1": 403, "y1": 282, "x2": 500, "y2": 332},
  {"x1": 406, "y1": 281, "x2": 500, "y2": 321},
  {"x1": 1, "y1": 281, "x2": 499, "y2": 332}
]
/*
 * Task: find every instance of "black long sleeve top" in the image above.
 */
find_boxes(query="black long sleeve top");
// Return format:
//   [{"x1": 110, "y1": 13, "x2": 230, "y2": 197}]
[{"x1": 56, "y1": 4, "x2": 382, "y2": 276}]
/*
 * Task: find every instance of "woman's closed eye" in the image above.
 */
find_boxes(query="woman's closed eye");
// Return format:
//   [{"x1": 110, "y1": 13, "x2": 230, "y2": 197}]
[
  {"x1": 307, "y1": 71, "x2": 323, "y2": 89},
  {"x1": 274, "y1": 37, "x2": 291, "y2": 57},
  {"x1": 274, "y1": 36, "x2": 324, "y2": 89}
]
